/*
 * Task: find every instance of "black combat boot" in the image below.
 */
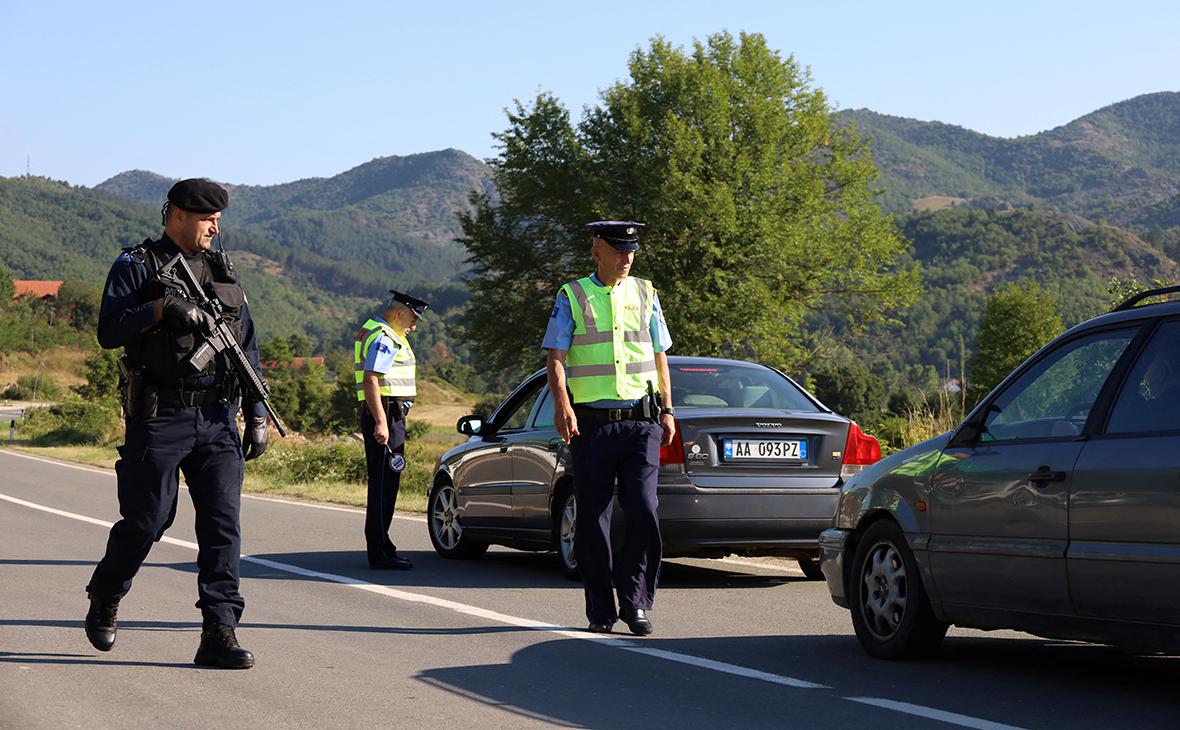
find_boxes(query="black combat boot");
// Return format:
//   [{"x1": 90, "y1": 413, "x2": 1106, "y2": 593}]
[
  {"x1": 84, "y1": 594, "x2": 119, "y2": 652},
  {"x1": 194, "y1": 622, "x2": 255, "y2": 669}
]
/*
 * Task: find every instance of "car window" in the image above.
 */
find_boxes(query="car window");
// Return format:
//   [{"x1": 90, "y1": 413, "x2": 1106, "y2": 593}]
[
  {"x1": 533, "y1": 387, "x2": 555, "y2": 429},
  {"x1": 982, "y1": 329, "x2": 1136, "y2": 442},
  {"x1": 1106, "y1": 321, "x2": 1180, "y2": 434},
  {"x1": 670, "y1": 363, "x2": 818, "y2": 411},
  {"x1": 495, "y1": 384, "x2": 545, "y2": 432}
]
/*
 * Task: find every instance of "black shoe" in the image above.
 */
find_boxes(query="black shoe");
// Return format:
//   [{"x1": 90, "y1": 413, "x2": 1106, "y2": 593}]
[
  {"x1": 194, "y1": 623, "x2": 255, "y2": 669},
  {"x1": 369, "y1": 555, "x2": 413, "y2": 570},
  {"x1": 586, "y1": 622, "x2": 614, "y2": 634},
  {"x1": 619, "y1": 607, "x2": 653, "y2": 636},
  {"x1": 84, "y1": 594, "x2": 119, "y2": 652}
]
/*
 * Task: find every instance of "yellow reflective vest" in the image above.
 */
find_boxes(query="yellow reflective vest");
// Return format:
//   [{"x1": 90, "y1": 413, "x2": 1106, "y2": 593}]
[
  {"x1": 354, "y1": 318, "x2": 415, "y2": 400},
  {"x1": 561, "y1": 276, "x2": 657, "y2": 403}
]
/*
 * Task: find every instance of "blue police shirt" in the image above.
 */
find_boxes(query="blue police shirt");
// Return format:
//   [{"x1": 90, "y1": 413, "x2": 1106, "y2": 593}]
[
  {"x1": 363, "y1": 318, "x2": 400, "y2": 374},
  {"x1": 541, "y1": 274, "x2": 672, "y2": 408},
  {"x1": 98, "y1": 236, "x2": 267, "y2": 420}
]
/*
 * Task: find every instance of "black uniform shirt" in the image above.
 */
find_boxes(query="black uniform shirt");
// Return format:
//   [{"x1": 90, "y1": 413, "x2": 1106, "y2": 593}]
[{"x1": 98, "y1": 235, "x2": 267, "y2": 419}]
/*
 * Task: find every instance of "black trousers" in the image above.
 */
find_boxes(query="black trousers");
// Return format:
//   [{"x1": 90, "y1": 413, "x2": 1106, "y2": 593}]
[
  {"x1": 570, "y1": 417, "x2": 663, "y2": 624},
  {"x1": 361, "y1": 407, "x2": 406, "y2": 562},
  {"x1": 87, "y1": 401, "x2": 245, "y2": 626}
]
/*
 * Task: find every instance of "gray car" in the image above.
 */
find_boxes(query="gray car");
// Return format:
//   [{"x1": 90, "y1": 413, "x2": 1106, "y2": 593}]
[
  {"x1": 820, "y1": 285, "x2": 1180, "y2": 658},
  {"x1": 427, "y1": 356, "x2": 882, "y2": 578}
]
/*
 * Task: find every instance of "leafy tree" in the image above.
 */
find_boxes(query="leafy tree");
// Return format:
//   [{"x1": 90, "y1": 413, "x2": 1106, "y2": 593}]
[
  {"x1": 56, "y1": 278, "x2": 101, "y2": 331},
  {"x1": 460, "y1": 31, "x2": 918, "y2": 380},
  {"x1": 0, "y1": 264, "x2": 14, "y2": 305},
  {"x1": 968, "y1": 279, "x2": 1064, "y2": 402},
  {"x1": 73, "y1": 347, "x2": 121, "y2": 401},
  {"x1": 808, "y1": 357, "x2": 888, "y2": 426}
]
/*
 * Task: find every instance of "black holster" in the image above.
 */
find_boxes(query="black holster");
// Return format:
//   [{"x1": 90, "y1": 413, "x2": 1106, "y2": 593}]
[{"x1": 118, "y1": 357, "x2": 156, "y2": 419}]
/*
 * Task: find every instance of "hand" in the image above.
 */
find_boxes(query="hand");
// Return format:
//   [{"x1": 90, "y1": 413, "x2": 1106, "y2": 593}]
[
  {"x1": 659, "y1": 412, "x2": 676, "y2": 447},
  {"x1": 374, "y1": 419, "x2": 389, "y2": 446},
  {"x1": 163, "y1": 295, "x2": 214, "y2": 334},
  {"x1": 555, "y1": 404, "x2": 580, "y2": 445},
  {"x1": 242, "y1": 417, "x2": 269, "y2": 461}
]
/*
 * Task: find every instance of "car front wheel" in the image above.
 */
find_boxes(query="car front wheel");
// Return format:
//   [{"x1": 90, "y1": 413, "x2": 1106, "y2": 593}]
[
  {"x1": 849, "y1": 520, "x2": 947, "y2": 659},
  {"x1": 428, "y1": 480, "x2": 489, "y2": 559}
]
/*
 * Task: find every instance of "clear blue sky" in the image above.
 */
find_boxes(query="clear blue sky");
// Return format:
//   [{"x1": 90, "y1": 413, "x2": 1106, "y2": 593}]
[{"x1": 2, "y1": 0, "x2": 1176, "y2": 187}]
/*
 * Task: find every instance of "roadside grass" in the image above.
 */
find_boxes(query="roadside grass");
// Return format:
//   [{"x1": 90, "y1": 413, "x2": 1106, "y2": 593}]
[{"x1": 4, "y1": 420, "x2": 464, "y2": 515}]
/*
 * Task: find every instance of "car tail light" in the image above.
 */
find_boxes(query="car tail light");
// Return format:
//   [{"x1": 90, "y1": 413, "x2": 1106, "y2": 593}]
[
  {"x1": 840, "y1": 422, "x2": 882, "y2": 480},
  {"x1": 659, "y1": 418, "x2": 685, "y2": 474}
]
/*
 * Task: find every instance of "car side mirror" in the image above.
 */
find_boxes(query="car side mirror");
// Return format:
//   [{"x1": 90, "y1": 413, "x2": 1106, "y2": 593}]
[
  {"x1": 949, "y1": 420, "x2": 984, "y2": 448},
  {"x1": 457, "y1": 414, "x2": 486, "y2": 436},
  {"x1": 949, "y1": 403, "x2": 999, "y2": 448}
]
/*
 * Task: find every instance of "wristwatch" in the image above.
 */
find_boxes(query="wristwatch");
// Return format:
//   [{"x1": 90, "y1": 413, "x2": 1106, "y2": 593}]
[{"x1": 662, "y1": 406, "x2": 676, "y2": 416}]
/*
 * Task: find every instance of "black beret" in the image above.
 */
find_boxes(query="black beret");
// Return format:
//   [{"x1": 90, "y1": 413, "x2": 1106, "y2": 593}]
[
  {"x1": 388, "y1": 290, "x2": 430, "y2": 317},
  {"x1": 167, "y1": 178, "x2": 229, "y2": 213},
  {"x1": 585, "y1": 220, "x2": 646, "y2": 251}
]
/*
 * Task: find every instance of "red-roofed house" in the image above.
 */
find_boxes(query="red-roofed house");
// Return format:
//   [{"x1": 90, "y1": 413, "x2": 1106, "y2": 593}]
[{"x1": 12, "y1": 280, "x2": 63, "y2": 301}]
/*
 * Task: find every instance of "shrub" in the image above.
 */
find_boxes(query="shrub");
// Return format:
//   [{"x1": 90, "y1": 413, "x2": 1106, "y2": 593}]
[
  {"x1": 2, "y1": 374, "x2": 63, "y2": 401},
  {"x1": 23, "y1": 399, "x2": 120, "y2": 445}
]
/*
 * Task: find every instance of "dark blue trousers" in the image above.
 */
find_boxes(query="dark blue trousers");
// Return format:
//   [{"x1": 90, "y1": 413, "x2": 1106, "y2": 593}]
[
  {"x1": 361, "y1": 409, "x2": 406, "y2": 562},
  {"x1": 570, "y1": 418, "x2": 663, "y2": 624},
  {"x1": 87, "y1": 402, "x2": 246, "y2": 626}
]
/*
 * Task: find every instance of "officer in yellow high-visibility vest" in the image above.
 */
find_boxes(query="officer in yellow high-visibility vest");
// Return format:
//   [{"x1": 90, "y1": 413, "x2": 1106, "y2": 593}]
[
  {"x1": 543, "y1": 221, "x2": 675, "y2": 636},
  {"x1": 355, "y1": 289, "x2": 428, "y2": 570}
]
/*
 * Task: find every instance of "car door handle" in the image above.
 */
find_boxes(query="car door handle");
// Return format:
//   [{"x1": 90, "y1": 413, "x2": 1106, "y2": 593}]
[{"x1": 1028, "y1": 466, "x2": 1067, "y2": 484}]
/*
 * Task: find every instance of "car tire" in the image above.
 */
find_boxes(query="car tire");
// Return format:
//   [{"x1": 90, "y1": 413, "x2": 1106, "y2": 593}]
[
  {"x1": 797, "y1": 557, "x2": 824, "y2": 581},
  {"x1": 553, "y1": 484, "x2": 580, "y2": 581},
  {"x1": 849, "y1": 519, "x2": 947, "y2": 660},
  {"x1": 427, "y1": 479, "x2": 489, "y2": 559}
]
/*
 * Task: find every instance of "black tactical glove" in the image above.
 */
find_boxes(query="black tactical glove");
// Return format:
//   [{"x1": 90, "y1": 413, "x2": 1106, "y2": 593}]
[
  {"x1": 163, "y1": 295, "x2": 214, "y2": 334},
  {"x1": 242, "y1": 416, "x2": 269, "y2": 461}
]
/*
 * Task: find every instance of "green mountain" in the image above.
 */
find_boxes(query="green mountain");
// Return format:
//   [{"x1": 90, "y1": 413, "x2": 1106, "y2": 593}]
[
  {"x1": 825, "y1": 207, "x2": 1179, "y2": 386},
  {"x1": 843, "y1": 91, "x2": 1180, "y2": 226},
  {"x1": 95, "y1": 149, "x2": 495, "y2": 285}
]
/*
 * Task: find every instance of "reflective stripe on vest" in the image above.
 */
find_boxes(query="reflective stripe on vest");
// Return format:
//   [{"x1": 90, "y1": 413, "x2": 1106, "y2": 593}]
[
  {"x1": 354, "y1": 318, "x2": 416, "y2": 400},
  {"x1": 561, "y1": 276, "x2": 656, "y2": 403}
]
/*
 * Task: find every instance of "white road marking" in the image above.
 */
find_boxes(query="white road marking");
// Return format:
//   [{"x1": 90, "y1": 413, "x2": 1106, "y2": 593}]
[
  {"x1": 846, "y1": 697, "x2": 1030, "y2": 730},
  {"x1": 1, "y1": 479, "x2": 1029, "y2": 728},
  {"x1": 0, "y1": 487, "x2": 827, "y2": 690},
  {"x1": 0, "y1": 448, "x2": 421, "y2": 520}
]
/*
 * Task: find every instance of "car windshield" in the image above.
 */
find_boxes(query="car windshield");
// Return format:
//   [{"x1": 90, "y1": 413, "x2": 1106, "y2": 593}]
[{"x1": 670, "y1": 363, "x2": 818, "y2": 411}]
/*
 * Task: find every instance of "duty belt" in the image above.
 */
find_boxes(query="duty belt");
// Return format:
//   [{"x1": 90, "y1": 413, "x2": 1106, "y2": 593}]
[
  {"x1": 573, "y1": 405, "x2": 642, "y2": 422},
  {"x1": 156, "y1": 385, "x2": 230, "y2": 408}
]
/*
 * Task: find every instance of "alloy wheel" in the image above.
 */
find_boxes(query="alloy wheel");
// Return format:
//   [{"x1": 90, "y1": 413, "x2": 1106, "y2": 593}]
[
  {"x1": 559, "y1": 493, "x2": 577, "y2": 571},
  {"x1": 431, "y1": 484, "x2": 463, "y2": 551},
  {"x1": 860, "y1": 539, "x2": 908, "y2": 640}
]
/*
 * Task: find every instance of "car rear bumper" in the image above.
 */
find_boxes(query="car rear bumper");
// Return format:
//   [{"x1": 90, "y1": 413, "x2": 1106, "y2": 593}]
[
  {"x1": 656, "y1": 489, "x2": 838, "y2": 558},
  {"x1": 819, "y1": 527, "x2": 850, "y2": 608}
]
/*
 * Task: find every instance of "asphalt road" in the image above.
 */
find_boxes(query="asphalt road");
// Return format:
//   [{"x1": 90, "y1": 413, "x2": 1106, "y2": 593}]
[{"x1": 2, "y1": 447, "x2": 1177, "y2": 730}]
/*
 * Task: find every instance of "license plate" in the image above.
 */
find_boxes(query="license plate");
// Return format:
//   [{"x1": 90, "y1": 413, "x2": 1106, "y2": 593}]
[{"x1": 722, "y1": 439, "x2": 807, "y2": 461}]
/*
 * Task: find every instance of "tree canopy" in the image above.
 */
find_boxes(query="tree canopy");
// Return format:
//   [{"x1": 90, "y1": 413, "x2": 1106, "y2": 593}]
[
  {"x1": 968, "y1": 279, "x2": 1065, "y2": 401},
  {"x1": 460, "y1": 31, "x2": 918, "y2": 380}
]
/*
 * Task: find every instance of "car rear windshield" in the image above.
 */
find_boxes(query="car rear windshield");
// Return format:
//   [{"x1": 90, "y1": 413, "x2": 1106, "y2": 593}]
[{"x1": 670, "y1": 363, "x2": 819, "y2": 411}]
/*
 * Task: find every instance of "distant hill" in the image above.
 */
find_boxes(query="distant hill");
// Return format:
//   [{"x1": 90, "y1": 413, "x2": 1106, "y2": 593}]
[
  {"x1": 843, "y1": 91, "x2": 1180, "y2": 227},
  {"x1": 826, "y1": 207, "x2": 1180, "y2": 379},
  {"x1": 96, "y1": 149, "x2": 496, "y2": 285}
]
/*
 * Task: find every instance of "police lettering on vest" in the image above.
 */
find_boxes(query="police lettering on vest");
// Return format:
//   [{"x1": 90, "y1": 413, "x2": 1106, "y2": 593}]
[{"x1": 561, "y1": 276, "x2": 657, "y2": 403}]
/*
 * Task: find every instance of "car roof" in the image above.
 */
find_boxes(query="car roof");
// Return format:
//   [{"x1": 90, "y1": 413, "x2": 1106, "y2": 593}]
[{"x1": 1063, "y1": 298, "x2": 1180, "y2": 336}]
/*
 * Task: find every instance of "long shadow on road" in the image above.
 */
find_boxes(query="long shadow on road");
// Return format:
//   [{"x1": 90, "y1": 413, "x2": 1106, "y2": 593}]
[
  {"x1": 221, "y1": 549, "x2": 799, "y2": 591},
  {"x1": 415, "y1": 633, "x2": 1180, "y2": 730}
]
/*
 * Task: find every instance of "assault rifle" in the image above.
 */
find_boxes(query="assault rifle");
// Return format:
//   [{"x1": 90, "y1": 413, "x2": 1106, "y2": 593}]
[{"x1": 157, "y1": 252, "x2": 288, "y2": 437}]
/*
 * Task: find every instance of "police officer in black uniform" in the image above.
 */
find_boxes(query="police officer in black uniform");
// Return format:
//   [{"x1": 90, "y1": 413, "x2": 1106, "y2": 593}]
[{"x1": 84, "y1": 178, "x2": 268, "y2": 669}]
